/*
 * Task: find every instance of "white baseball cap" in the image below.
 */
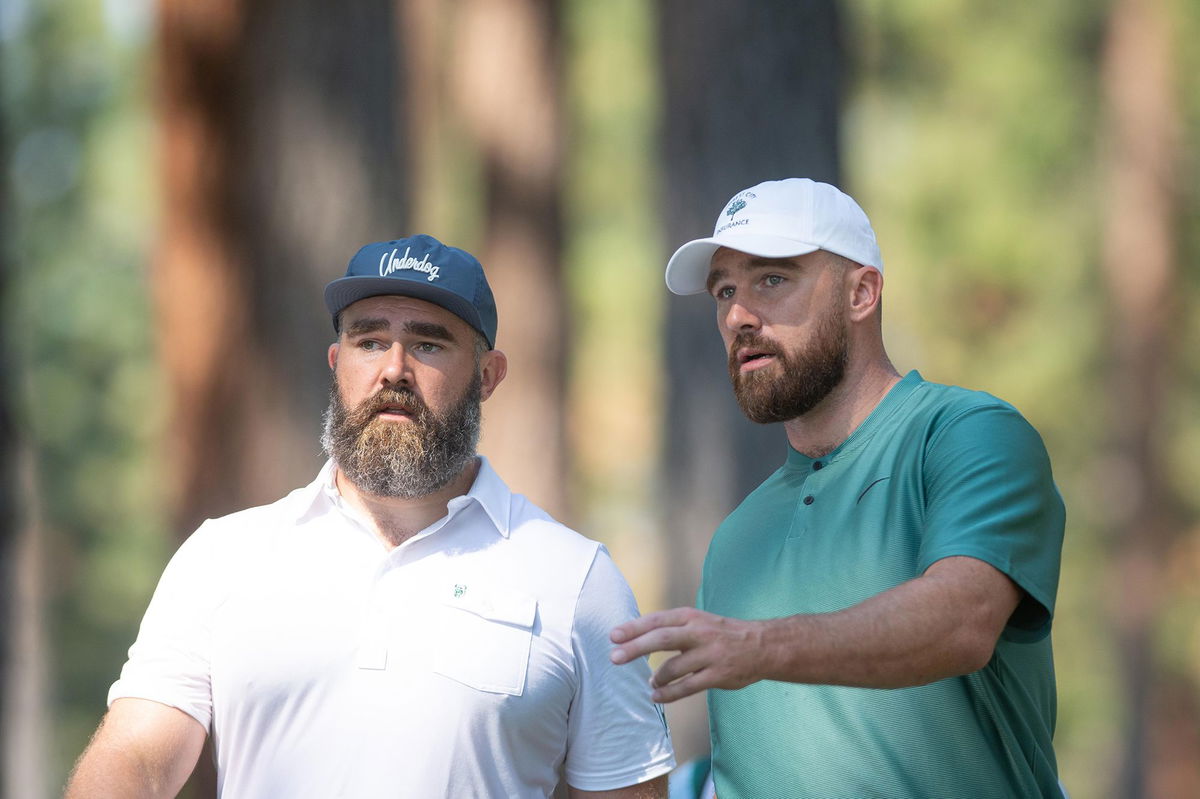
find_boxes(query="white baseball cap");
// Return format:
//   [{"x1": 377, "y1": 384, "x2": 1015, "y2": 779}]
[{"x1": 664, "y1": 178, "x2": 883, "y2": 295}]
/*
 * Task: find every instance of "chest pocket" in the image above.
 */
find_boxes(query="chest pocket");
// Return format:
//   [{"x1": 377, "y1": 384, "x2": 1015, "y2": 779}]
[{"x1": 433, "y1": 586, "x2": 536, "y2": 696}]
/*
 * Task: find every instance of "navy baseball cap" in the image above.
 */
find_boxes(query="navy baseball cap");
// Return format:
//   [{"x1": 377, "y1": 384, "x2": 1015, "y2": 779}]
[{"x1": 324, "y1": 234, "x2": 498, "y2": 349}]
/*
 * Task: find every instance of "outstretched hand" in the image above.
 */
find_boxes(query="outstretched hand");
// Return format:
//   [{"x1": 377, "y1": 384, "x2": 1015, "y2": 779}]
[{"x1": 610, "y1": 607, "x2": 766, "y2": 703}]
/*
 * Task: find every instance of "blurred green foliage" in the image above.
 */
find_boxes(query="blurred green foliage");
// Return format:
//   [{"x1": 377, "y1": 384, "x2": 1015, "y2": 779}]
[
  {"x1": 4, "y1": 0, "x2": 1198, "y2": 795},
  {"x1": 564, "y1": 0, "x2": 666, "y2": 597},
  {"x1": 3, "y1": 0, "x2": 166, "y2": 781},
  {"x1": 846, "y1": 1, "x2": 1200, "y2": 796}
]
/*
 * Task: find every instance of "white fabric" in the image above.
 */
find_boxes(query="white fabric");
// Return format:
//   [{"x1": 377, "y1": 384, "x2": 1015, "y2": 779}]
[
  {"x1": 664, "y1": 177, "x2": 883, "y2": 295},
  {"x1": 109, "y1": 458, "x2": 674, "y2": 798}
]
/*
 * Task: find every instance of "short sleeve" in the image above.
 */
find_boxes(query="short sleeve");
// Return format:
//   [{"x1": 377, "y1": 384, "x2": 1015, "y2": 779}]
[
  {"x1": 564, "y1": 547, "x2": 675, "y2": 791},
  {"x1": 107, "y1": 521, "x2": 227, "y2": 730},
  {"x1": 918, "y1": 405, "x2": 1065, "y2": 642}
]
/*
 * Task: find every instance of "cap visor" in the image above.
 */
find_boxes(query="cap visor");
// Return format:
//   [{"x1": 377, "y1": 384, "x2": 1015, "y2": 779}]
[{"x1": 664, "y1": 234, "x2": 821, "y2": 295}]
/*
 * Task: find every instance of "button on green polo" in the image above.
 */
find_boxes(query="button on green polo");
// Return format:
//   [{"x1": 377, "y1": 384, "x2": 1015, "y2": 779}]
[{"x1": 698, "y1": 371, "x2": 1065, "y2": 799}]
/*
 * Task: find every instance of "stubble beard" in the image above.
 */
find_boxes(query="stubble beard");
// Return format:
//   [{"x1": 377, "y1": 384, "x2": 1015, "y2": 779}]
[
  {"x1": 321, "y1": 371, "x2": 483, "y2": 499},
  {"x1": 728, "y1": 301, "x2": 849, "y2": 424}
]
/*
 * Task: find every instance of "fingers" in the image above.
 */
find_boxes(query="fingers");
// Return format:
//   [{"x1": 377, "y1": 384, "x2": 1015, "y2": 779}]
[
  {"x1": 650, "y1": 649, "x2": 707, "y2": 691},
  {"x1": 610, "y1": 607, "x2": 693, "y2": 644},
  {"x1": 609, "y1": 607, "x2": 697, "y2": 665},
  {"x1": 649, "y1": 653, "x2": 714, "y2": 703},
  {"x1": 614, "y1": 623, "x2": 699, "y2": 664},
  {"x1": 650, "y1": 671, "x2": 709, "y2": 704},
  {"x1": 609, "y1": 609, "x2": 762, "y2": 702}
]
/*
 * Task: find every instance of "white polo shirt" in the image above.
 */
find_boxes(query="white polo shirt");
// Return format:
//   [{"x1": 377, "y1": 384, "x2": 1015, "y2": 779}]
[{"x1": 109, "y1": 458, "x2": 674, "y2": 798}]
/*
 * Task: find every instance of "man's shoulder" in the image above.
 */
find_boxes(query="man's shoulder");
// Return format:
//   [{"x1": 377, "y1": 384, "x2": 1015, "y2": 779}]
[
  {"x1": 480, "y1": 491, "x2": 628, "y2": 610},
  {"x1": 505, "y1": 492, "x2": 601, "y2": 558},
  {"x1": 472, "y1": 458, "x2": 599, "y2": 558},
  {"x1": 911, "y1": 376, "x2": 1021, "y2": 416},
  {"x1": 902, "y1": 378, "x2": 1053, "y2": 472},
  {"x1": 898, "y1": 376, "x2": 1035, "y2": 438},
  {"x1": 847, "y1": 375, "x2": 1050, "y2": 472},
  {"x1": 185, "y1": 476, "x2": 321, "y2": 550},
  {"x1": 209, "y1": 485, "x2": 312, "y2": 526}
]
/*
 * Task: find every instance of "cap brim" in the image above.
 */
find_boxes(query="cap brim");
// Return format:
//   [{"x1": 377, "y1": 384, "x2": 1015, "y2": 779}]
[
  {"x1": 664, "y1": 234, "x2": 821, "y2": 295},
  {"x1": 323, "y1": 276, "x2": 490, "y2": 347}
]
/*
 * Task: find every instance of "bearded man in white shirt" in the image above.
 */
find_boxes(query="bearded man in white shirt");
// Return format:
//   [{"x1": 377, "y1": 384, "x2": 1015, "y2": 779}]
[{"x1": 66, "y1": 234, "x2": 674, "y2": 799}]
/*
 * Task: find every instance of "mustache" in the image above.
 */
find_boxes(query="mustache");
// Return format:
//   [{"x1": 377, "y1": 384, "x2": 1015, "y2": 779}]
[
  {"x1": 728, "y1": 332, "x2": 782, "y2": 365},
  {"x1": 360, "y1": 386, "x2": 429, "y2": 418},
  {"x1": 729, "y1": 332, "x2": 780, "y2": 354}
]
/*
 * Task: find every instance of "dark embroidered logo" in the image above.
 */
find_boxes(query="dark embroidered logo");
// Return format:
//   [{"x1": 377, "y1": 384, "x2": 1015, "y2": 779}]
[{"x1": 856, "y1": 477, "x2": 891, "y2": 504}]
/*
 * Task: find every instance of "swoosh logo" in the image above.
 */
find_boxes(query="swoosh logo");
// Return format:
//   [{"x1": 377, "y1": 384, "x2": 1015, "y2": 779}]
[{"x1": 857, "y1": 477, "x2": 891, "y2": 504}]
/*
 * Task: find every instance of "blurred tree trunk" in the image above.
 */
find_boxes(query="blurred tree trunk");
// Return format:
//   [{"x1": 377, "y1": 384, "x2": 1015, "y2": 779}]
[
  {"x1": 2, "y1": 99, "x2": 48, "y2": 799},
  {"x1": 449, "y1": 0, "x2": 569, "y2": 519},
  {"x1": 1099, "y1": 0, "x2": 1198, "y2": 797},
  {"x1": 657, "y1": 0, "x2": 843, "y2": 761},
  {"x1": 1, "y1": 454, "x2": 48, "y2": 799},
  {"x1": 0, "y1": 93, "x2": 12, "y2": 796},
  {"x1": 155, "y1": 0, "x2": 408, "y2": 793}
]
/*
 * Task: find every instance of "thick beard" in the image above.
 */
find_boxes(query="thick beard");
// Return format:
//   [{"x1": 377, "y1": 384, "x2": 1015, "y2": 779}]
[
  {"x1": 728, "y1": 302, "x2": 848, "y2": 424},
  {"x1": 321, "y1": 372, "x2": 483, "y2": 499}
]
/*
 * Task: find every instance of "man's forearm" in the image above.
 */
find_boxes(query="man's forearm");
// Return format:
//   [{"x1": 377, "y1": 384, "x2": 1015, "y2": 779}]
[
  {"x1": 613, "y1": 555, "x2": 1022, "y2": 701},
  {"x1": 756, "y1": 556, "x2": 1019, "y2": 688}
]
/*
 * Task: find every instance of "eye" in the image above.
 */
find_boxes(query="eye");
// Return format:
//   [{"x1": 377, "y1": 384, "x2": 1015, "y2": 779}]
[
  {"x1": 414, "y1": 342, "x2": 443, "y2": 354},
  {"x1": 358, "y1": 339, "x2": 386, "y2": 351},
  {"x1": 713, "y1": 285, "x2": 735, "y2": 300},
  {"x1": 763, "y1": 274, "x2": 785, "y2": 287}
]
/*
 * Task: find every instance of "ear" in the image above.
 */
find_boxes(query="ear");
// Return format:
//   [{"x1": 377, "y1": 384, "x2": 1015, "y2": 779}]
[
  {"x1": 847, "y1": 267, "x2": 883, "y2": 323},
  {"x1": 478, "y1": 349, "x2": 508, "y2": 401},
  {"x1": 327, "y1": 342, "x2": 340, "y2": 371}
]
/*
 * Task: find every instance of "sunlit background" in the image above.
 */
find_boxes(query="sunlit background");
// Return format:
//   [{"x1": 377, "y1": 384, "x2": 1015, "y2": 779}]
[{"x1": 3, "y1": 1, "x2": 1199, "y2": 797}]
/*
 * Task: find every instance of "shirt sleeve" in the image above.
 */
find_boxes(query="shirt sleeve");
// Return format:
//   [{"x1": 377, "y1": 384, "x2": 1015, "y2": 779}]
[
  {"x1": 107, "y1": 520, "x2": 226, "y2": 730},
  {"x1": 917, "y1": 404, "x2": 1066, "y2": 642},
  {"x1": 564, "y1": 546, "x2": 675, "y2": 791}
]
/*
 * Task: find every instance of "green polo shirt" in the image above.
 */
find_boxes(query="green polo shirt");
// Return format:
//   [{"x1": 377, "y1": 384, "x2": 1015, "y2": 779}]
[{"x1": 699, "y1": 371, "x2": 1065, "y2": 799}]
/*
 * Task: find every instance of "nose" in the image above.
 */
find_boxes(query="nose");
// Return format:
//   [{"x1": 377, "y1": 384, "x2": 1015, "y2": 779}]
[
  {"x1": 723, "y1": 297, "x2": 762, "y2": 334},
  {"x1": 379, "y1": 345, "x2": 413, "y2": 386}
]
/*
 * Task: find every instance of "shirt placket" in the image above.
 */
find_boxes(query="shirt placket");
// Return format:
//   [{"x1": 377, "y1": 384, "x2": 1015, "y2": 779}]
[
  {"x1": 353, "y1": 497, "x2": 475, "y2": 673},
  {"x1": 786, "y1": 458, "x2": 828, "y2": 539}
]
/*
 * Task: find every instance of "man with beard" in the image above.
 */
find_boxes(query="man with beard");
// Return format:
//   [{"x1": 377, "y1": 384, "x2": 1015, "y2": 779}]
[
  {"x1": 66, "y1": 235, "x2": 674, "y2": 798},
  {"x1": 611, "y1": 179, "x2": 1066, "y2": 798}
]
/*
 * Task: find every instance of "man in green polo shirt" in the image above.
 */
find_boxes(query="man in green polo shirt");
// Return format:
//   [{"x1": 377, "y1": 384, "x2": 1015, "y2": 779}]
[{"x1": 611, "y1": 178, "x2": 1066, "y2": 798}]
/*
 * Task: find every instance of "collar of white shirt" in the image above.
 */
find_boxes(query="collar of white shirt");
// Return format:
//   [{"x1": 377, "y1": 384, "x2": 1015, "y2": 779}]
[{"x1": 286, "y1": 456, "x2": 513, "y2": 538}]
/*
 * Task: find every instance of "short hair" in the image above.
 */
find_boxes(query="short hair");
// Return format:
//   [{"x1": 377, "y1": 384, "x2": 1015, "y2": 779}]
[
  {"x1": 471, "y1": 331, "x2": 489, "y2": 359},
  {"x1": 822, "y1": 250, "x2": 884, "y2": 321},
  {"x1": 820, "y1": 251, "x2": 861, "y2": 272}
]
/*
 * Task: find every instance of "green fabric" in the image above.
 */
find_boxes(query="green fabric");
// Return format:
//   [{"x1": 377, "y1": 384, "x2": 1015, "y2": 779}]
[{"x1": 699, "y1": 371, "x2": 1065, "y2": 799}]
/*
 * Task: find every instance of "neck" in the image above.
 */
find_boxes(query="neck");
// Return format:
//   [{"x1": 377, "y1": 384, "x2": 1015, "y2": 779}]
[
  {"x1": 334, "y1": 457, "x2": 482, "y2": 549},
  {"x1": 782, "y1": 357, "x2": 902, "y2": 458}
]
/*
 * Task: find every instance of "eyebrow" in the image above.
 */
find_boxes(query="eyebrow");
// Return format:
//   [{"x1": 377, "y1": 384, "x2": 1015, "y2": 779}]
[
  {"x1": 344, "y1": 317, "x2": 390, "y2": 337},
  {"x1": 705, "y1": 258, "x2": 802, "y2": 294},
  {"x1": 342, "y1": 318, "x2": 457, "y2": 344},
  {"x1": 404, "y1": 320, "x2": 456, "y2": 343}
]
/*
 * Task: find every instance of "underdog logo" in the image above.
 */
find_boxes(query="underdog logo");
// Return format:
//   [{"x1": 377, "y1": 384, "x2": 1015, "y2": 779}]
[{"x1": 379, "y1": 247, "x2": 441, "y2": 282}]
